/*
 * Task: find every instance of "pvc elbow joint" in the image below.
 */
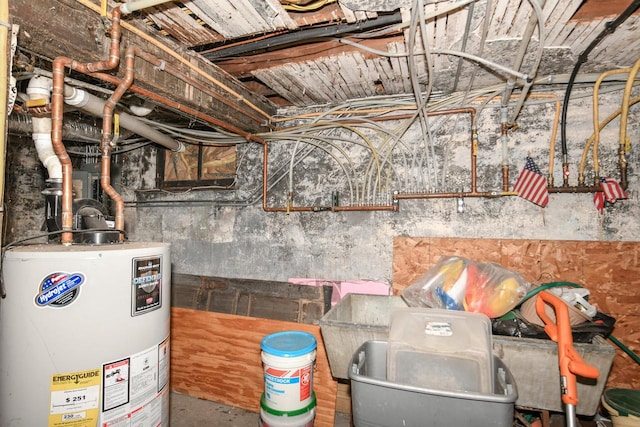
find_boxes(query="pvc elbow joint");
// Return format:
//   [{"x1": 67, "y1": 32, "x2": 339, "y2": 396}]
[
  {"x1": 26, "y1": 76, "x2": 52, "y2": 100},
  {"x1": 63, "y1": 87, "x2": 90, "y2": 108}
]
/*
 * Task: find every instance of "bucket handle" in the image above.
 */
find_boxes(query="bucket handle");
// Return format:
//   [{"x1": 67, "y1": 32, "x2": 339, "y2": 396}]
[{"x1": 536, "y1": 291, "x2": 599, "y2": 406}]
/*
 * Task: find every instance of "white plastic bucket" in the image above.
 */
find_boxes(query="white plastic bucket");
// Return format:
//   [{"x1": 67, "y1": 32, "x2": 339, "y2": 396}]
[
  {"x1": 259, "y1": 393, "x2": 316, "y2": 427},
  {"x1": 261, "y1": 331, "x2": 317, "y2": 413}
]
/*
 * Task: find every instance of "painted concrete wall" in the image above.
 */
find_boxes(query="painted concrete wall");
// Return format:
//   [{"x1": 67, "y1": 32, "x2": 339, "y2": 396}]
[
  {"x1": 124, "y1": 88, "x2": 640, "y2": 285},
  {"x1": 5, "y1": 88, "x2": 638, "y2": 285}
]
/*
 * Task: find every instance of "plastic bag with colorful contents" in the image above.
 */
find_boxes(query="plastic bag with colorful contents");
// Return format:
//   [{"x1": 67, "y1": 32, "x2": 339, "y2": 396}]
[{"x1": 401, "y1": 256, "x2": 531, "y2": 318}]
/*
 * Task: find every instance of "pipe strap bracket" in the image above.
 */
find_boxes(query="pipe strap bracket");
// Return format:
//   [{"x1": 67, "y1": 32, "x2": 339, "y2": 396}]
[{"x1": 154, "y1": 60, "x2": 166, "y2": 71}]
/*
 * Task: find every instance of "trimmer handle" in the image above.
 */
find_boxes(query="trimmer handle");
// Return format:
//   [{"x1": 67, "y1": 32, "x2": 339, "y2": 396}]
[{"x1": 535, "y1": 291, "x2": 599, "y2": 406}]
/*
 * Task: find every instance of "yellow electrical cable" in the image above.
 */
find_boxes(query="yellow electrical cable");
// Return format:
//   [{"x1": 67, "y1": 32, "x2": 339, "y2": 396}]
[
  {"x1": 470, "y1": 92, "x2": 561, "y2": 179},
  {"x1": 619, "y1": 58, "x2": 640, "y2": 159},
  {"x1": 579, "y1": 95, "x2": 640, "y2": 180},
  {"x1": 73, "y1": 0, "x2": 273, "y2": 122},
  {"x1": 282, "y1": 0, "x2": 336, "y2": 12},
  {"x1": 590, "y1": 68, "x2": 632, "y2": 179}
]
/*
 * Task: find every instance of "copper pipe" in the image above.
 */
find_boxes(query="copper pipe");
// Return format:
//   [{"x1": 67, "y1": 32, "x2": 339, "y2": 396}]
[
  {"x1": 471, "y1": 130, "x2": 478, "y2": 193},
  {"x1": 89, "y1": 71, "x2": 266, "y2": 145},
  {"x1": 348, "y1": 107, "x2": 476, "y2": 123},
  {"x1": 259, "y1": 138, "x2": 395, "y2": 213},
  {"x1": 135, "y1": 50, "x2": 272, "y2": 130},
  {"x1": 548, "y1": 185, "x2": 601, "y2": 194},
  {"x1": 392, "y1": 183, "x2": 602, "y2": 199},
  {"x1": 262, "y1": 107, "x2": 478, "y2": 212},
  {"x1": 51, "y1": 59, "x2": 74, "y2": 244},
  {"x1": 86, "y1": 8, "x2": 122, "y2": 73},
  {"x1": 50, "y1": 7, "x2": 123, "y2": 244},
  {"x1": 394, "y1": 191, "x2": 502, "y2": 199},
  {"x1": 501, "y1": 165, "x2": 509, "y2": 192},
  {"x1": 500, "y1": 118, "x2": 510, "y2": 191},
  {"x1": 619, "y1": 149, "x2": 628, "y2": 190},
  {"x1": 100, "y1": 45, "x2": 139, "y2": 241},
  {"x1": 333, "y1": 205, "x2": 397, "y2": 212},
  {"x1": 264, "y1": 206, "x2": 316, "y2": 212}
]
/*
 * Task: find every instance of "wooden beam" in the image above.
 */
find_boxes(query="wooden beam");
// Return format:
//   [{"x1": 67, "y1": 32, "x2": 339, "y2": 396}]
[
  {"x1": 572, "y1": 0, "x2": 640, "y2": 21},
  {"x1": 10, "y1": 0, "x2": 276, "y2": 133},
  {"x1": 217, "y1": 35, "x2": 404, "y2": 78}
]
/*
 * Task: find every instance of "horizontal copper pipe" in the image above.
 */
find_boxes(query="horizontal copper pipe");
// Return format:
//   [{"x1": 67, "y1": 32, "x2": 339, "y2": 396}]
[
  {"x1": 135, "y1": 50, "x2": 272, "y2": 130},
  {"x1": 394, "y1": 191, "x2": 507, "y2": 199},
  {"x1": 548, "y1": 185, "x2": 602, "y2": 194},
  {"x1": 333, "y1": 205, "x2": 397, "y2": 212},
  {"x1": 262, "y1": 206, "x2": 315, "y2": 213},
  {"x1": 89, "y1": 71, "x2": 266, "y2": 145}
]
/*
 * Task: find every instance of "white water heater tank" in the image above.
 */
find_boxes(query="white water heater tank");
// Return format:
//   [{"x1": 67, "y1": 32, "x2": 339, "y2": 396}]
[{"x1": 0, "y1": 242, "x2": 171, "y2": 426}]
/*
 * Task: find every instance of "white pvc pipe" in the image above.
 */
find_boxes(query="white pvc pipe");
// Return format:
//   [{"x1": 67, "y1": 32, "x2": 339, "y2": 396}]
[
  {"x1": 27, "y1": 76, "x2": 62, "y2": 179},
  {"x1": 64, "y1": 85, "x2": 184, "y2": 152},
  {"x1": 119, "y1": 0, "x2": 174, "y2": 14}
]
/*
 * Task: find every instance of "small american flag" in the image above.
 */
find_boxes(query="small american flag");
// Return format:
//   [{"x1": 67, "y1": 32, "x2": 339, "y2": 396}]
[
  {"x1": 594, "y1": 177, "x2": 627, "y2": 213},
  {"x1": 593, "y1": 191, "x2": 605, "y2": 214},
  {"x1": 600, "y1": 177, "x2": 627, "y2": 203},
  {"x1": 513, "y1": 156, "x2": 549, "y2": 207}
]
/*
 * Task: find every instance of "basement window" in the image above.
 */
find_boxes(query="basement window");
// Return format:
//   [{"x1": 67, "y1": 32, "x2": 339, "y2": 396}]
[{"x1": 156, "y1": 144, "x2": 236, "y2": 189}]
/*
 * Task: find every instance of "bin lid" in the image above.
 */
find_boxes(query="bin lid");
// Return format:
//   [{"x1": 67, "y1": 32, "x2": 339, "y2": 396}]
[
  {"x1": 261, "y1": 331, "x2": 317, "y2": 357},
  {"x1": 603, "y1": 388, "x2": 640, "y2": 417}
]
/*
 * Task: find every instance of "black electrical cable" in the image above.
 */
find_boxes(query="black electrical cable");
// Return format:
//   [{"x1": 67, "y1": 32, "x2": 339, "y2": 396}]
[
  {"x1": 560, "y1": 0, "x2": 640, "y2": 169},
  {"x1": 0, "y1": 228, "x2": 128, "y2": 298},
  {"x1": 200, "y1": 12, "x2": 402, "y2": 60}
]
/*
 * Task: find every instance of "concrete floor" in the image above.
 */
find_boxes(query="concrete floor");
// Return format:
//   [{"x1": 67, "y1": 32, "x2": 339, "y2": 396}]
[
  {"x1": 169, "y1": 392, "x2": 612, "y2": 427},
  {"x1": 169, "y1": 392, "x2": 352, "y2": 426}
]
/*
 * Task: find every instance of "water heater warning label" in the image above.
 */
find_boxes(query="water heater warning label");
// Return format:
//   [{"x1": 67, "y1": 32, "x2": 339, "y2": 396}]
[{"x1": 131, "y1": 256, "x2": 162, "y2": 316}]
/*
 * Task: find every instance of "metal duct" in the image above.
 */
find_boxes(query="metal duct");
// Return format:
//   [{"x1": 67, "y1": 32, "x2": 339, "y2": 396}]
[{"x1": 8, "y1": 112, "x2": 105, "y2": 142}]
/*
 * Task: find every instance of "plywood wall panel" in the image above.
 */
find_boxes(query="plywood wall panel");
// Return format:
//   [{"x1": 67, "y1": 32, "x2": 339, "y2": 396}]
[
  {"x1": 392, "y1": 237, "x2": 640, "y2": 391},
  {"x1": 170, "y1": 308, "x2": 337, "y2": 426}
]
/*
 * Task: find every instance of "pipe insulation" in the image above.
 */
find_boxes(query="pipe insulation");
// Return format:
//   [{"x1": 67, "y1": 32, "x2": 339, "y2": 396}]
[
  {"x1": 63, "y1": 84, "x2": 184, "y2": 152},
  {"x1": 27, "y1": 76, "x2": 62, "y2": 179}
]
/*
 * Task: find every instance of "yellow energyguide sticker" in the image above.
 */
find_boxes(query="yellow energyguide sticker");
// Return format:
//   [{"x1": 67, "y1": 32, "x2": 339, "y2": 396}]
[{"x1": 49, "y1": 368, "x2": 101, "y2": 427}]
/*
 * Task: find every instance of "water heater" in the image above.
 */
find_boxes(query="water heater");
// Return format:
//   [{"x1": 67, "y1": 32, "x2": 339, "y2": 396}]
[{"x1": 0, "y1": 242, "x2": 171, "y2": 426}]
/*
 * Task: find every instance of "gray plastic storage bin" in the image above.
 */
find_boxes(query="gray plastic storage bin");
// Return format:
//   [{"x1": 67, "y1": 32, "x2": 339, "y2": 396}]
[
  {"x1": 319, "y1": 294, "x2": 408, "y2": 379},
  {"x1": 349, "y1": 340, "x2": 517, "y2": 427}
]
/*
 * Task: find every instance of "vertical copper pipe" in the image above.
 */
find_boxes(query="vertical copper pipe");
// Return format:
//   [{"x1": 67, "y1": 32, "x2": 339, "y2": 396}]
[
  {"x1": 261, "y1": 139, "x2": 270, "y2": 212},
  {"x1": 50, "y1": 7, "x2": 123, "y2": 244},
  {"x1": 101, "y1": 44, "x2": 138, "y2": 241},
  {"x1": 500, "y1": 120, "x2": 510, "y2": 192},
  {"x1": 471, "y1": 129, "x2": 478, "y2": 193},
  {"x1": 51, "y1": 59, "x2": 74, "y2": 244}
]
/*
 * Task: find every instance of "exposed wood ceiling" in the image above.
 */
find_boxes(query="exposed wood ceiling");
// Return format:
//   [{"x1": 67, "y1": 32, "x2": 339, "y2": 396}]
[
  {"x1": 139, "y1": 0, "x2": 640, "y2": 107},
  {"x1": 8, "y1": 0, "x2": 640, "y2": 132}
]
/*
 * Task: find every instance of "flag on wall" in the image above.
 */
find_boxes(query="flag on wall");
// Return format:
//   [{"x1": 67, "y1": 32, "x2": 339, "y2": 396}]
[
  {"x1": 594, "y1": 177, "x2": 628, "y2": 213},
  {"x1": 513, "y1": 156, "x2": 549, "y2": 207}
]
